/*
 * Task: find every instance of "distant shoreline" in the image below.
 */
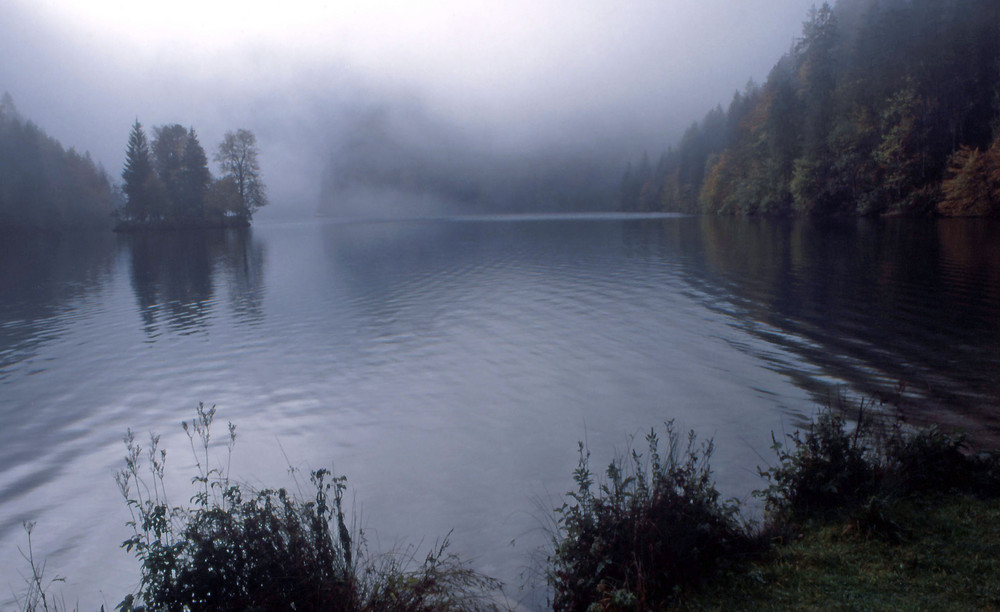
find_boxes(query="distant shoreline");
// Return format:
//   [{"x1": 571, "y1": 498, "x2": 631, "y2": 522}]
[
  {"x1": 113, "y1": 217, "x2": 250, "y2": 233},
  {"x1": 313, "y1": 211, "x2": 690, "y2": 225}
]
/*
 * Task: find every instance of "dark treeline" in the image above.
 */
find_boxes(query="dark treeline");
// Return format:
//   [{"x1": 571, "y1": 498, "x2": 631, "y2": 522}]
[
  {"x1": 620, "y1": 0, "x2": 1000, "y2": 217},
  {"x1": 117, "y1": 122, "x2": 268, "y2": 230},
  {"x1": 0, "y1": 93, "x2": 116, "y2": 231}
]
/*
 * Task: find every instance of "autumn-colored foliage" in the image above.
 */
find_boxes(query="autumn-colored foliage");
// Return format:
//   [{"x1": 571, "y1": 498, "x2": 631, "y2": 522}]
[
  {"x1": 620, "y1": 0, "x2": 1000, "y2": 217},
  {"x1": 938, "y1": 136, "x2": 1000, "y2": 216}
]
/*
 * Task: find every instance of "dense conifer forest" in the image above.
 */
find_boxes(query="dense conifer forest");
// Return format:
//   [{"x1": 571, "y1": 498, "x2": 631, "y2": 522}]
[
  {"x1": 0, "y1": 93, "x2": 116, "y2": 231},
  {"x1": 619, "y1": 0, "x2": 1000, "y2": 216}
]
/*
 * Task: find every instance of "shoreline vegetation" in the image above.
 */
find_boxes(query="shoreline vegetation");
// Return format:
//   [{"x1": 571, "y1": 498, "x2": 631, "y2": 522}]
[{"x1": 13, "y1": 397, "x2": 1000, "y2": 611}]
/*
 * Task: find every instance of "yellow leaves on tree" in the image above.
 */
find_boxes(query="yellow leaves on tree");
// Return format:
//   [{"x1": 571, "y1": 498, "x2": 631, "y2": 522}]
[
  {"x1": 699, "y1": 151, "x2": 737, "y2": 215},
  {"x1": 938, "y1": 135, "x2": 1000, "y2": 216}
]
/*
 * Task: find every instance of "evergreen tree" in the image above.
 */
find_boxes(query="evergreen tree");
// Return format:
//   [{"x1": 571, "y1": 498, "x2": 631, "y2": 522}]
[
  {"x1": 122, "y1": 120, "x2": 155, "y2": 222},
  {"x1": 875, "y1": 83, "x2": 925, "y2": 210},
  {"x1": 791, "y1": 3, "x2": 839, "y2": 213}
]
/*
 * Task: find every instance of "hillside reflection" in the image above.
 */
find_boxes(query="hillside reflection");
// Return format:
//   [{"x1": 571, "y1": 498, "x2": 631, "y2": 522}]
[
  {"x1": 678, "y1": 216, "x2": 1000, "y2": 438},
  {"x1": 0, "y1": 231, "x2": 116, "y2": 380}
]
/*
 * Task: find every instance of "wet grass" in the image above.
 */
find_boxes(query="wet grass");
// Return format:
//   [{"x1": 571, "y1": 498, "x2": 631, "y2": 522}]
[{"x1": 678, "y1": 494, "x2": 1000, "y2": 611}]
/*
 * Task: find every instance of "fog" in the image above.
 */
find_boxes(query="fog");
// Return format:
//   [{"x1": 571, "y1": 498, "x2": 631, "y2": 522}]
[{"x1": 1, "y1": 0, "x2": 819, "y2": 219}]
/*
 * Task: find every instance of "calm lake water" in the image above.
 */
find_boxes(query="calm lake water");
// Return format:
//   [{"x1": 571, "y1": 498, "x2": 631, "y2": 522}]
[{"x1": 1, "y1": 214, "x2": 998, "y2": 609}]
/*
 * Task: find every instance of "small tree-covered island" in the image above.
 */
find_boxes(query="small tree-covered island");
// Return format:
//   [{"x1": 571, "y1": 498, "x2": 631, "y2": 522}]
[{"x1": 115, "y1": 121, "x2": 268, "y2": 231}]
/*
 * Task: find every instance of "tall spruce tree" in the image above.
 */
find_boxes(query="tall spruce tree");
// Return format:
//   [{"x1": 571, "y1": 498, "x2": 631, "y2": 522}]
[{"x1": 122, "y1": 120, "x2": 154, "y2": 222}]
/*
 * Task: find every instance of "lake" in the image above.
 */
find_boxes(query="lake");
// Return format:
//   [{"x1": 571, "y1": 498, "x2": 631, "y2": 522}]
[{"x1": 1, "y1": 214, "x2": 998, "y2": 609}]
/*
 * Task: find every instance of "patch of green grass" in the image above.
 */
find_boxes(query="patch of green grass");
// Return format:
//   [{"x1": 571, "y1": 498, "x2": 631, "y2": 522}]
[{"x1": 678, "y1": 494, "x2": 1000, "y2": 611}]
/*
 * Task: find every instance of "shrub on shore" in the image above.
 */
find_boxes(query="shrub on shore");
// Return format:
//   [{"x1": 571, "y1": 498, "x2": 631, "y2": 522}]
[
  {"x1": 758, "y1": 397, "x2": 1000, "y2": 534},
  {"x1": 547, "y1": 422, "x2": 764, "y2": 611},
  {"x1": 115, "y1": 403, "x2": 505, "y2": 612}
]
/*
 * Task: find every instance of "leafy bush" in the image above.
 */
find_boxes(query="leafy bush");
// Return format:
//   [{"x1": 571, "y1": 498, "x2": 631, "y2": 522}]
[
  {"x1": 756, "y1": 404, "x2": 879, "y2": 523},
  {"x1": 758, "y1": 396, "x2": 1000, "y2": 533},
  {"x1": 880, "y1": 424, "x2": 1000, "y2": 497},
  {"x1": 116, "y1": 403, "x2": 504, "y2": 612},
  {"x1": 547, "y1": 422, "x2": 760, "y2": 611},
  {"x1": 20, "y1": 397, "x2": 1000, "y2": 611}
]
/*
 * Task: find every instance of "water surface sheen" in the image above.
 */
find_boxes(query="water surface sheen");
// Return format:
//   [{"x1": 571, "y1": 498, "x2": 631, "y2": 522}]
[{"x1": 1, "y1": 215, "x2": 998, "y2": 609}]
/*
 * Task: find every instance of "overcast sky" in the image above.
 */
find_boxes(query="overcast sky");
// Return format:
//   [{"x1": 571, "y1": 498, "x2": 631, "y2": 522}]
[{"x1": 0, "y1": 0, "x2": 819, "y2": 216}]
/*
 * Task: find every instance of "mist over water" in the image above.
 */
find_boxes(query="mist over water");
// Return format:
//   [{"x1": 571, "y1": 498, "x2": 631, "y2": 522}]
[
  {"x1": 1, "y1": 215, "x2": 998, "y2": 609},
  {"x1": 318, "y1": 101, "x2": 624, "y2": 218}
]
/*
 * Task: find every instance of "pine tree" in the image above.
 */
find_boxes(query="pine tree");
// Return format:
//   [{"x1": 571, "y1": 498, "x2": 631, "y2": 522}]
[{"x1": 122, "y1": 120, "x2": 154, "y2": 222}]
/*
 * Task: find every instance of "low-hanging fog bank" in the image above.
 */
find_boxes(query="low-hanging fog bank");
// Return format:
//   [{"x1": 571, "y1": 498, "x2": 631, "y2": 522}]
[
  {"x1": 1, "y1": 0, "x2": 820, "y2": 220},
  {"x1": 320, "y1": 100, "x2": 629, "y2": 217}
]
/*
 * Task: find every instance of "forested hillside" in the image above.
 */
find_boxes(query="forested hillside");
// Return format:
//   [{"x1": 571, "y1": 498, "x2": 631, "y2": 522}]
[
  {"x1": 0, "y1": 93, "x2": 116, "y2": 231},
  {"x1": 620, "y1": 0, "x2": 1000, "y2": 216}
]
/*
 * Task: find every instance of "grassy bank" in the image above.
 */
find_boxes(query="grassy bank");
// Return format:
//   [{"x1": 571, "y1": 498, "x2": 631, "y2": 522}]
[
  {"x1": 546, "y1": 400, "x2": 1000, "y2": 611},
  {"x1": 679, "y1": 494, "x2": 1000, "y2": 610}
]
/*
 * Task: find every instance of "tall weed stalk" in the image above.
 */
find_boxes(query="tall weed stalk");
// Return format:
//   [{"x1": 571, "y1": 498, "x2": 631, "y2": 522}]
[{"x1": 11, "y1": 522, "x2": 74, "y2": 612}]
